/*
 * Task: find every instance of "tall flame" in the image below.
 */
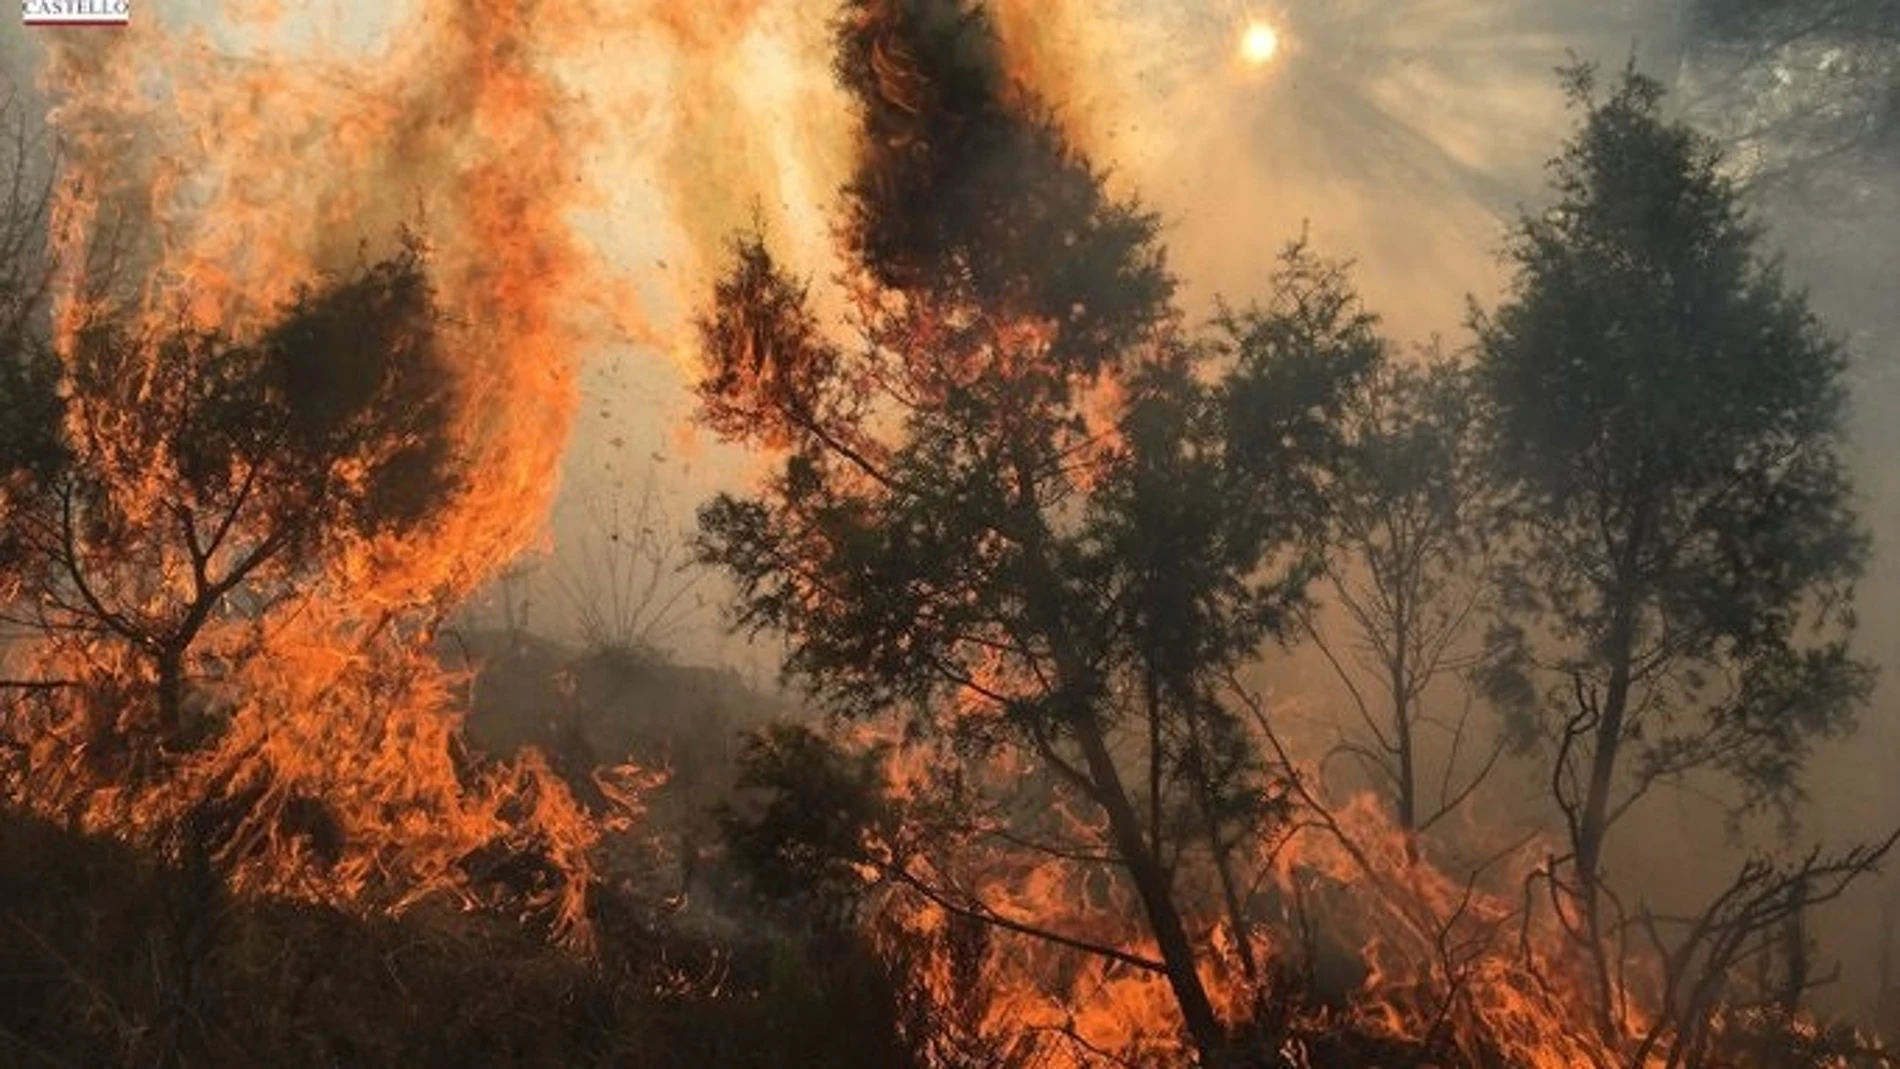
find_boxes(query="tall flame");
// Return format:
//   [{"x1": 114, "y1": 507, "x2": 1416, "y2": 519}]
[
  {"x1": 12, "y1": 0, "x2": 661, "y2": 942},
  {"x1": 6, "y1": 0, "x2": 869, "y2": 945}
]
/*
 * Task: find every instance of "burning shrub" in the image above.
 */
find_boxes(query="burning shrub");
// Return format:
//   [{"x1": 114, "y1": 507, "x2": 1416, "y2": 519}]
[{"x1": 0, "y1": 241, "x2": 639, "y2": 946}]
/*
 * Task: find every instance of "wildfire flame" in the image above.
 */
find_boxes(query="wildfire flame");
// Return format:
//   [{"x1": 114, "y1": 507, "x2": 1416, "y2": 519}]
[
  {"x1": 8, "y1": 0, "x2": 674, "y2": 944},
  {"x1": 854, "y1": 710, "x2": 1659, "y2": 1068}
]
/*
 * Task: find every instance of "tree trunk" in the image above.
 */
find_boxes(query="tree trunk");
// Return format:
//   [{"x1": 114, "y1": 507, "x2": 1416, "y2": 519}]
[
  {"x1": 1574, "y1": 643, "x2": 1629, "y2": 888},
  {"x1": 1181, "y1": 700, "x2": 1266, "y2": 1007},
  {"x1": 156, "y1": 644, "x2": 186, "y2": 742},
  {"x1": 1575, "y1": 591, "x2": 1638, "y2": 1038},
  {"x1": 1389, "y1": 576, "x2": 1415, "y2": 834},
  {"x1": 1010, "y1": 461, "x2": 1231, "y2": 1065},
  {"x1": 1778, "y1": 878, "x2": 1811, "y2": 1013},
  {"x1": 1392, "y1": 665, "x2": 1416, "y2": 834},
  {"x1": 1071, "y1": 708, "x2": 1233, "y2": 1066}
]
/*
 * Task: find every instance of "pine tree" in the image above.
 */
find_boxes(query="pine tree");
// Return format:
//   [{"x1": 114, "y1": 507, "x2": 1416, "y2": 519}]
[{"x1": 1473, "y1": 63, "x2": 1871, "y2": 1034}]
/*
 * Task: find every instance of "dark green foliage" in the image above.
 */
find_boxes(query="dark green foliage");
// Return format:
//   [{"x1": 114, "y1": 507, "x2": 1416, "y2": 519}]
[
  {"x1": 61, "y1": 237, "x2": 460, "y2": 552},
  {"x1": 1472, "y1": 64, "x2": 1874, "y2": 1037},
  {"x1": 831, "y1": 0, "x2": 1173, "y2": 373},
  {"x1": 718, "y1": 722, "x2": 894, "y2": 918},
  {"x1": 1101, "y1": 295, "x2": 1372, "y2": 706},
  {"x1": 693, "y1": 243, "x2": 1368, "y2": 752},
  {"x1": 251, "y1": 245, "x2": 461, "y2": 533},
  {"x1": 1090, "y1": 246, "x2": 1375, "y2": 858},
  {"x1": 0, "y1": 338, "x2": 62, "y2": 579},
  {"x1": 0, "y1": 337, "x2": 60, "y2": 488},
  {"x1": 1476, "y1": 64, "x2": 1869, "y2": 813},
  {"x1": 1216, "y1": 243, "x2": 1385, "y2": 509}
]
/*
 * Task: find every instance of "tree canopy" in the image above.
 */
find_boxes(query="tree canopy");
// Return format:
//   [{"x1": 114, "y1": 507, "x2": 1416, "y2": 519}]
[
  {"x1": 693, "y1": 2, "x2": 1380, "y2": 1061},
  {"x1": 1474, "y1": 63, "x2": 1871, "y2": 1035}
]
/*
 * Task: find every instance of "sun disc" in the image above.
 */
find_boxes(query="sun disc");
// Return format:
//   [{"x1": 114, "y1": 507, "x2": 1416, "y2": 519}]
[{"x1": 1240, "y1": 21, "x2": 1279, "y2": 66}]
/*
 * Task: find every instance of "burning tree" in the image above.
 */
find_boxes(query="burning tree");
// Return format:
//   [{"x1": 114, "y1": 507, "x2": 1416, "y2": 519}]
[
  {"x1": 696, "y1": 8, "x2": 1900, "y2": 1060},
  {"x1": 1473, "y1": 64, "x2": 1879, "y2": 1041},
  {"x1": 0, "y1": 0, "x2": 655, "y2": 938},
  {"x1": 3, "y1": 242, "x2": 459, "y2": 755},
  {"x1": 692, "y1": 1, "x2": 1380, "y2": 1063},
  {"x1": 0, "y1": 227, "x2": 635, "y2": 944}
]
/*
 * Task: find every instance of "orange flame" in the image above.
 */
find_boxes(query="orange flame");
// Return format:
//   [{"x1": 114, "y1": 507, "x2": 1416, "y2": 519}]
[
  {"x1": 11, "y1": 0, "x2": 670, "y2": 944},
  {"x1": 849, "y1": 709, "x2": 1693, "y2": 1068}
]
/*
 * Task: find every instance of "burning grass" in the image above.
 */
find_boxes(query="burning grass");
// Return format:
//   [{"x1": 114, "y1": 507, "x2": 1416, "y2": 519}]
[{"x1": 809, "y1": 724, "x2": 1897, "y2": 1069}]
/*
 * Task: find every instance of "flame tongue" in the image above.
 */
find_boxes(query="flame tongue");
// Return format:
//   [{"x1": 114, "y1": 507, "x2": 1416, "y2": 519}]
[
  {"x1": 35, "y1": 0, "x2": 620, "y2": 631},
  {"x1": 17, "y1": 0, "x2": 632, "y2": 937},
  {"x1": 14, "y1": 0, "x2": 858, "y2": 944}
]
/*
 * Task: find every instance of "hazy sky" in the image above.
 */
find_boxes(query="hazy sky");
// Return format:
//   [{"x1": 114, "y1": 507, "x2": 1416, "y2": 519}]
[{"x1": 0, "y1": 0, "x2": 1679, "y2": 533}]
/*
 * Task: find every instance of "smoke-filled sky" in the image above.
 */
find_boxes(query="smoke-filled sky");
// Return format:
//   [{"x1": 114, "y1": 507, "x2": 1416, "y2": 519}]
[
  {"x1": 0, "y1": 0, "x2": 1685, "y2": 535},
  {"x1": 5, "y1": 0, "x2": 1899, "y2": 1017},
  {"x1": 551, "y1": 0, "x2": 1685, "y2": 668},
  {"x1": 559, "y1": 0, "x2": 1690, "y2": 610}
]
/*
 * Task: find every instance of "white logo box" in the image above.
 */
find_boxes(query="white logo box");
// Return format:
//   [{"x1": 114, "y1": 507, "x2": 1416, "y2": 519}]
[{"x1": 23, "y1": 0, "x2": 130, "y2": 26}]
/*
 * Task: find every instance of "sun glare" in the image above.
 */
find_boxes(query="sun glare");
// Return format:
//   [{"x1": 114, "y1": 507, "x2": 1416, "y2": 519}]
[{"x1": 1239, "y1": 20, "x2": 1279, "y2": 66}]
